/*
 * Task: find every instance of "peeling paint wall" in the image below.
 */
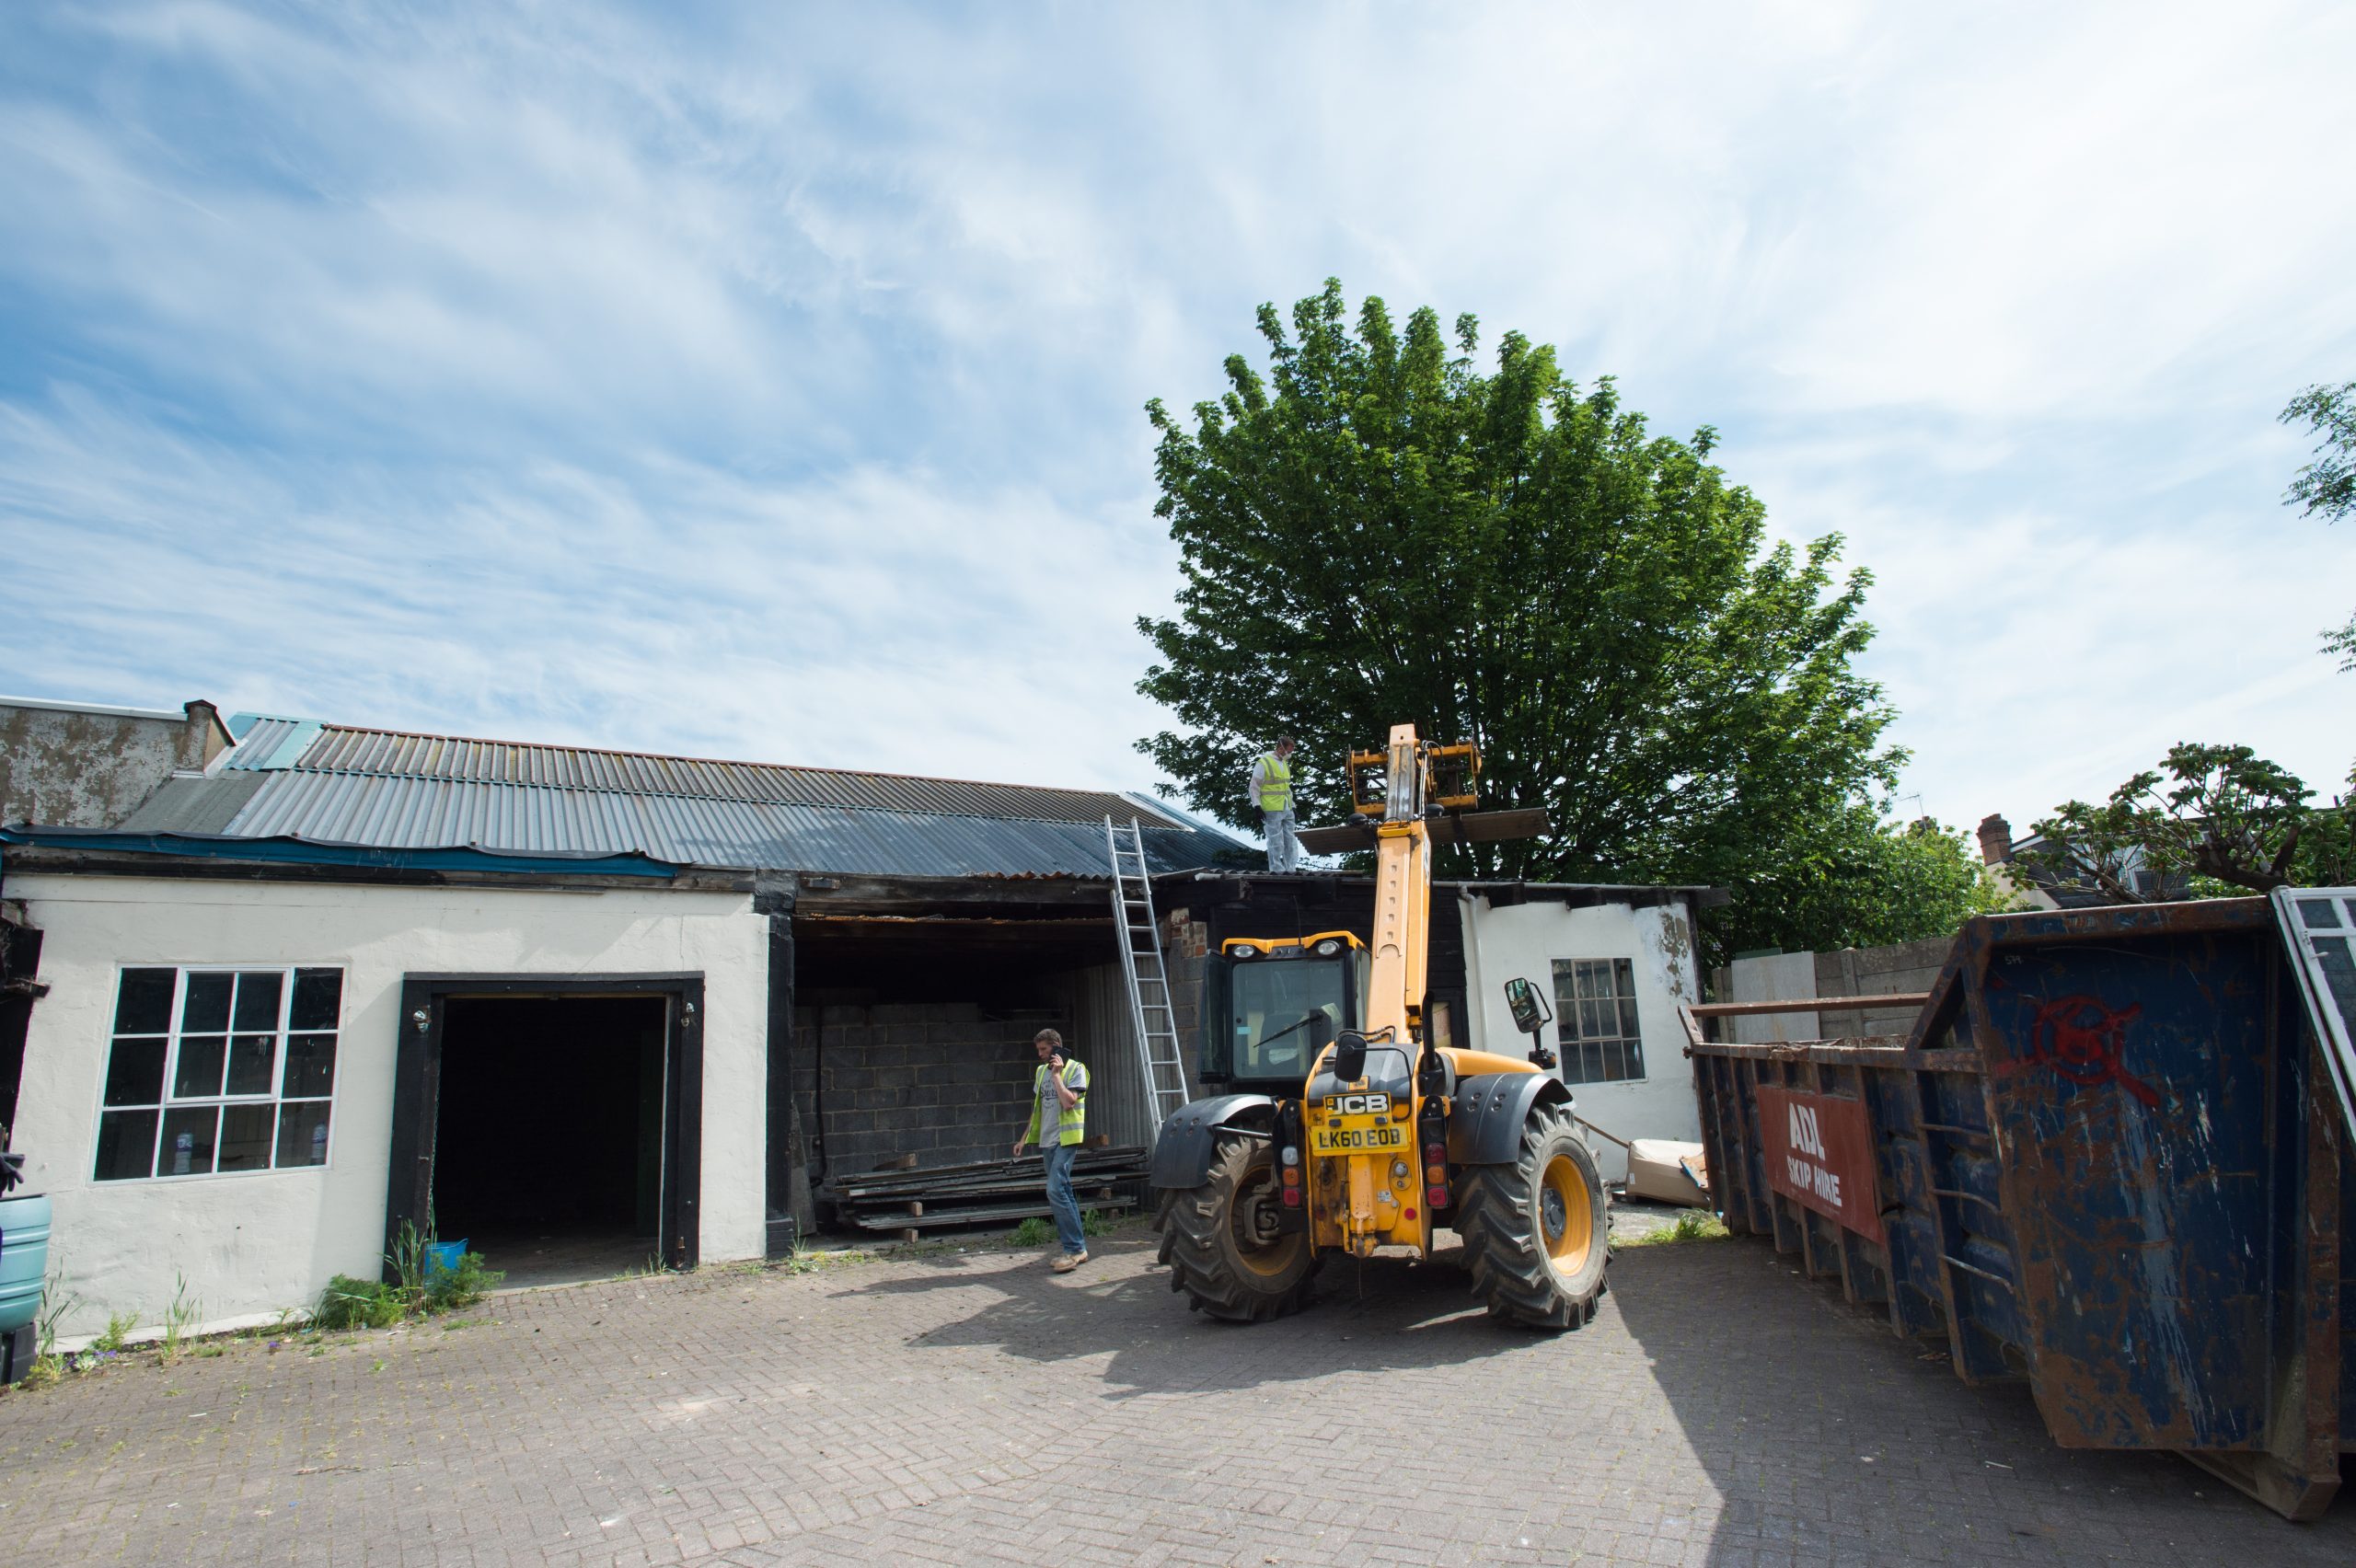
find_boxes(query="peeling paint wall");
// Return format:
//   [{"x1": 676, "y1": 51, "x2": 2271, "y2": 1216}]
[{"x1": 0, "y1": 700, "x2": 229, "y2": 827}]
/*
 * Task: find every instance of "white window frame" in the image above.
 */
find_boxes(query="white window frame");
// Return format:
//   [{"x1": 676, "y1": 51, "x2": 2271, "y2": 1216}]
[
  {"x1": 1551, "y1": 956, "x2": 1647, "y2": 1086},
  {"x1": 93, "y1": 963, "x2": 344, "y2": 1183},
  {"x1": 2273, "y1": 888, "x2": 2356, "y2": 1139}
]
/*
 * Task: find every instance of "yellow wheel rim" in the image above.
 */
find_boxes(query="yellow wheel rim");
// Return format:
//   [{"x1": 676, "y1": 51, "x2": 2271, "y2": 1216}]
[
  {"x1": 1539, "y1": 1152, "x2": 1593, "y2": 1274},
  {"x1": 1233, "y1": 1168, "x2": 1305, "y2": 1278}
]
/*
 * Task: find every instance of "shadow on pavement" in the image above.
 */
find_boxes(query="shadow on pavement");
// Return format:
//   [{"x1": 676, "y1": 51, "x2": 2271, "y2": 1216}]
[
  {"x1": 830, "y1": 1230, "x2": 1531, "y2": 1396},
  {"x1": 1611, "y1": 1237, "x2": 2356, "y2": 1563}
]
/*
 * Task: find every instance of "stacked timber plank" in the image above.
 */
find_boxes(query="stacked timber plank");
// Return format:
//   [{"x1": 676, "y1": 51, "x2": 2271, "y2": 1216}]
[{"x1": 825, "y1": 1146, "x2": 1149, "y2": 1233}]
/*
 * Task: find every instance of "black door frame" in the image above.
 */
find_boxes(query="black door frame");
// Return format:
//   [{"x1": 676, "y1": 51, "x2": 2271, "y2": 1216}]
[{"x1": 387, "y1": 973, "x2": 705, "y2": 1273}]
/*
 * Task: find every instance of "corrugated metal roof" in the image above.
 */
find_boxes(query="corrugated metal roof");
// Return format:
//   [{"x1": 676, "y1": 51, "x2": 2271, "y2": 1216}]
[
  {"x1": 221, "y1": 717, "x2": 310, "y2": 768},
  {"x1": 193, "y1": 718, "x2": 1250, "y2": 877},
  {"x1": 116, "y1": 773, "x2": 267, "y2": 835},
  {"x1": 226, "y1": 720, "x2": 1190, "y2": 827},
  {"x1": 0, "y1": 824, "x2": 681, "y2": 878},
  {"x1": 216, "y1": 770, "x2": 1237, "y2": 877}
]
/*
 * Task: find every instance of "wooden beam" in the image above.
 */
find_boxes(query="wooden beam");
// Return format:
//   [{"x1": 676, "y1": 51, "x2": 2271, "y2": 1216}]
[
  {"x1": 1686, "y1": 994, "x2": 1931, "y2": 1019},
  {"x1": 792, "y1": 871, "x2": 1108, "y2": 913}
]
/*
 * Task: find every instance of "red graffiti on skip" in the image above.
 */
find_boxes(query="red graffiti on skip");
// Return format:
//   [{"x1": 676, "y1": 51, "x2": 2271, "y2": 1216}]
[{"x1": 2001, "y1": 995, "x2": 2158, "y2": 1107}]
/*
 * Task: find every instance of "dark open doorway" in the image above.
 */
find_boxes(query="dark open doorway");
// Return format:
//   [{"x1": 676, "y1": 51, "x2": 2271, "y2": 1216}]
[
  {"x1": 434, "y1": 996, "x2": 666, "y2": 1285},
  {"x1": 387, "y1": 974, "x2": 702, "y2": 1288}
]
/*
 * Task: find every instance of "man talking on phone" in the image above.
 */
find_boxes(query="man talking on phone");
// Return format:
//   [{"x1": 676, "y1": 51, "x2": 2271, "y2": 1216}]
[{"x1": 1012, "y1": 1028, "x2": 1091, "y2": 1272}]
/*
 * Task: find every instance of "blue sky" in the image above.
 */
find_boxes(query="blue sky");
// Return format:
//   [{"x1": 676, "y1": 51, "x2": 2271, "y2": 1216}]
[{"x1": 2, "y1": 1, "x2": 2351, "y2": 836}]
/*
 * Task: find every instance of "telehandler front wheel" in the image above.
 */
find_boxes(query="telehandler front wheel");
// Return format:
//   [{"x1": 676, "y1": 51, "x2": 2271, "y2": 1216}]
[
  {"x1": 1454, "y1": 1102, "x2": 1610, "y2": 1331},
  {"x1": 1160, "y1": 1131, "x2": 1315, "y2": 1322}
]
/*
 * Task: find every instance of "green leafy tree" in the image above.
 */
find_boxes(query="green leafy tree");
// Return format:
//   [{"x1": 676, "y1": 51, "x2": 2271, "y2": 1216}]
[
  {"x1": 1137, "y1": 280, "x2": 1932, "y2": 956},
  {"x1": 1740, "y1": 806, "x2": 2017, "y2": 952},
  {"x1": 2016, "y1": 744, "x2": 2355, "y2": 903},
  {"x1": 2281, "y1": 380, "x2": 2355, "y2": 669}
]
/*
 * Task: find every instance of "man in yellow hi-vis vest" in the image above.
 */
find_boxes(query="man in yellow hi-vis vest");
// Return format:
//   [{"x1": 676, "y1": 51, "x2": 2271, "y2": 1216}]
[
  {"x1": 1012, "y1": 1028, "x2": 1091, "y2": 1272},
  {"x1": 1251, "y1": 736, "x2": 1299, "y2": 872}
]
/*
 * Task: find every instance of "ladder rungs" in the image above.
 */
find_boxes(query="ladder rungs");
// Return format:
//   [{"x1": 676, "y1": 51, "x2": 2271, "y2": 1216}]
[{"x1": 1111, "y1": 815, "x2": 1190, "y2": 1129}]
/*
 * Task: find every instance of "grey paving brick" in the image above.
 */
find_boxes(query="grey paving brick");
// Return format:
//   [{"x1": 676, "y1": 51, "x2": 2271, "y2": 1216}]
[{"x1": 1, "y1": 1235, "x2": 2349, "y2": 1565}]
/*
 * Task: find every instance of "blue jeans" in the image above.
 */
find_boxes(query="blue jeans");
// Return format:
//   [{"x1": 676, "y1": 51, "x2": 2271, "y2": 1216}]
[{"x1": 1042, "y1": 1142, "x2": 1085, "y2": 1254}]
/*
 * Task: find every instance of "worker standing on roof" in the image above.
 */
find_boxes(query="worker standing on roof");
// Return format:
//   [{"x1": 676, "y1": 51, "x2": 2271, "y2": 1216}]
[{"x1": 1252, "y1": 736, "x2": 1300, "y2": 873}]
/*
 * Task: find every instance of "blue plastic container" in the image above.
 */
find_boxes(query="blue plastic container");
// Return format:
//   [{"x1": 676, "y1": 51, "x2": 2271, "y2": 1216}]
[
  {"x1": 424, "y1": 1239, "x2": 468, "y2": 1277},
  {"x1": 0, "y1": 1193, "x2": 54, "y2": 1334}
]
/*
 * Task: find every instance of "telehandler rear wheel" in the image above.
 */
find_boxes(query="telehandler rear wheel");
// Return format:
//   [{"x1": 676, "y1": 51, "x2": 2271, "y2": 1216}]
[
  {"x1": 1161, "y1": 1131, "x2": 1315, "y2": 1321},
  {"x1": 1454, "y1": 1102, "x2": 1610, "y2": 1331}
]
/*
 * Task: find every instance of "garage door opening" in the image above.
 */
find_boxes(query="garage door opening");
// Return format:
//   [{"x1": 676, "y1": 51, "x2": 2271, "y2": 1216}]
[
  {"x1": 387, "y1": 974, "x2": 703, "y2": 1290},
  {"x1": 433, "y1": 996, "x2": 666, "y2": 1286}
]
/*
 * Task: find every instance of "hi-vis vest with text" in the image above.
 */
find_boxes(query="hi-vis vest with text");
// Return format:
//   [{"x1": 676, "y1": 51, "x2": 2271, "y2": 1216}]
[{"x1": 1256, "y1": 754, "x2": 1293, "y2": 812}]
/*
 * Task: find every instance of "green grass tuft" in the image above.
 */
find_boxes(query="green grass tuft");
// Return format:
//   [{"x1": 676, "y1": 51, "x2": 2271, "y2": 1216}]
[{"x1": 1620, "y1": 1209, "x2": 1730, "y2": 1246}]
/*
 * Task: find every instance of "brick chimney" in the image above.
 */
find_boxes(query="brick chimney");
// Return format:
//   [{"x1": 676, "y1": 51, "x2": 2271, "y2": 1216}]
[{"x1": 1976, "y1": 813, "x2": 2014, "y2": 866}]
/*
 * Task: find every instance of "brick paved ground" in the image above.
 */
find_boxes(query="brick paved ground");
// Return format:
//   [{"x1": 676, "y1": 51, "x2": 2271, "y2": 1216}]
[{"x1": 1, "y1": 1227, "x2": 2348, "y2": 1566}]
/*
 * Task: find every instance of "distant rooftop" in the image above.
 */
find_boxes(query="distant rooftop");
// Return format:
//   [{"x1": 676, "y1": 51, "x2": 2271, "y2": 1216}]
[
  {"x1": 1, "y1": 694, "x2": 195, "y2": 722},
  {"x1": 120, "y1": 715, "x2": 1248, "y2": 880}
]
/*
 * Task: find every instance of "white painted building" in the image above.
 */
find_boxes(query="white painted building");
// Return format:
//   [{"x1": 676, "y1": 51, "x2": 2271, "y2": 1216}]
[
  {"x1": 1456, "y1": 890, "x2": 1705, "y2": 1184},
  {"x1": 3, "y1": 847, "x2": 770, "y2": 1344}
]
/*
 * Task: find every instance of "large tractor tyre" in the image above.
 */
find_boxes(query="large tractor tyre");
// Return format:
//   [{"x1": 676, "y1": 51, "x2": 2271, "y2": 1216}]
[
  {"x1": 1161, "y1": 1132, "x2": 1316, "y2": 1322},
  {"x1": 1152, "y1": 1190, "x2": 1177, "y2": 1268},
  {"x1": 1454, "y1": 1102, "x2": 1611, "y2": 1331}
]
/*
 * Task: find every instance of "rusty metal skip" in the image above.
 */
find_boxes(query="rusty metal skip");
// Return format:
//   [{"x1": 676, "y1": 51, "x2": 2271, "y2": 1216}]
[{"x1": 1683, "y1": 898, "x2": 2353, "y2": 1522}]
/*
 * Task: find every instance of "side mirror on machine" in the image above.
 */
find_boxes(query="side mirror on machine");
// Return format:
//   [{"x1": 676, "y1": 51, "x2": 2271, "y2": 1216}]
[
  {"x1": 1332, "y1": 1029, "x2": 1369, "y2": 1085},
  {"x1": 1502, "y1": 976, "x2": 1559, "y2": 1071}
]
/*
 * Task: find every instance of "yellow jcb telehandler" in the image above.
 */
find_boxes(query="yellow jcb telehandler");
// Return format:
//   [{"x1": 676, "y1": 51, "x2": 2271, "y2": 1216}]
[{"x1": 1149, "y1": 723, "x2": 1610, "y2": 1329}]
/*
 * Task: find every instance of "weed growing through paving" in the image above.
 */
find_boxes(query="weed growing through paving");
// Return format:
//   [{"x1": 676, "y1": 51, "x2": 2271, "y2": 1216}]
[
  {"x1": 316, "y1": 1222, "x2": 501, "y2": 1332},
  {"x1": 158, "y1": 1274, "x2": 200, "y2": 1363},
  {"x1": 15, "y1": 1268, "x2": 81, "y2": 1389},
  {"x1": 91, "y1": 1311, "x2": 138, "y2": 1353},
  {"x1": 1619, "y1": 1209, "x2": 1730, "y2": 1246},
  {"x1": 1009, "y1": 1206, "x2": 1131, "y2": 1249}
]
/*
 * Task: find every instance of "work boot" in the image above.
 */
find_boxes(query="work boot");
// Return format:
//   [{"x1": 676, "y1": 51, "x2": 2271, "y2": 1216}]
[{"x1": 1050, "y1": 1251, "x2": 1088, "y2": 1274}]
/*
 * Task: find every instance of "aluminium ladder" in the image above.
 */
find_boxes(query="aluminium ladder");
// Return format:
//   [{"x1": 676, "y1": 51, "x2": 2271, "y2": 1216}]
[{"x1": 1104, "y1": 815, "x2": 1191, "y2": 1134}]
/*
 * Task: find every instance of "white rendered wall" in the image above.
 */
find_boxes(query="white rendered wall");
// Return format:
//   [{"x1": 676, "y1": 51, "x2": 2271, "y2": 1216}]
[
  {"x1": 6, "y1": 872, "x2": 768, "y2": 1343},
  {"x1": 1459, "y1": 895, "x2": 1703, "y2": 1184}
]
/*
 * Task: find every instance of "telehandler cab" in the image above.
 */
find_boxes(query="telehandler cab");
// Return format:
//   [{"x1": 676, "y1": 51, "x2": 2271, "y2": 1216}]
[{"x1": 1149, "y1": 724, "x2": 1611, "y2": 1329}]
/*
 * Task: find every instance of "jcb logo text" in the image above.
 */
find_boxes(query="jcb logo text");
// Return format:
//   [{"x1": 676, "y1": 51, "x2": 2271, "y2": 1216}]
[{"x1": 1323, "y1": 1092, "x2": 1391, "y2": 1116}]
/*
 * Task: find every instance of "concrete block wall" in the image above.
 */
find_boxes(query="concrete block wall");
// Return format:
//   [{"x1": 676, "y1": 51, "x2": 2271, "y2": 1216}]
[
  {"x1": 795, "y1": 1001, "x2": 1070, "y2": 1178},
  {"x1": 1715, "y1": 935, "x2": 1955, "y2": 1043},
  {"x1": 1812, "y1": 938, "x2": 1950, "y2": 1037}
]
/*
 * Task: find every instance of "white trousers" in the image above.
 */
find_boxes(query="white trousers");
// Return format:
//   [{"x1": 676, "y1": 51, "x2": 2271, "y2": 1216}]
[{"x1": 1264, "y1": 809, "x2": 1300, "y2": 872}]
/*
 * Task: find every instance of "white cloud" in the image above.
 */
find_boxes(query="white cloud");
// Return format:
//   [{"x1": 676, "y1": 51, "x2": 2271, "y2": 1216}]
[{"x1": 0, "y1": 0, "x2": 2351, "y2": 831}]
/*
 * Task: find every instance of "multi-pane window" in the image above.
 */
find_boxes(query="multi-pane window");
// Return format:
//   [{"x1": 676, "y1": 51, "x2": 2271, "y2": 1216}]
[
  {"x1": 94, "y1": 967, "x2": 342, "y2": 1182},
  {"x1": 1551, "y1": 958, "x2": 1646, "y2": 1085}
]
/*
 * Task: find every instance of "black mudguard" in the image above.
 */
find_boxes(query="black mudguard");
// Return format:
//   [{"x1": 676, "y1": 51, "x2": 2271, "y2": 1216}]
[
  {"x1": 1149, "y1": 1093, "x2": 1276, "y2": 1189},
  {"x1": 1447, "y1": 1073, "x2": 1572, "y2": 1166}
]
